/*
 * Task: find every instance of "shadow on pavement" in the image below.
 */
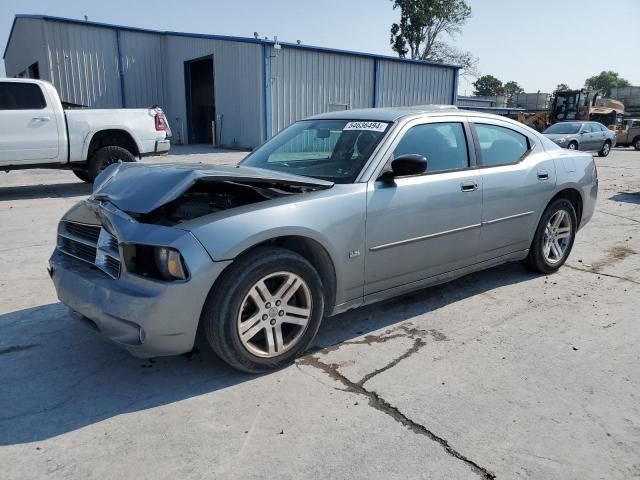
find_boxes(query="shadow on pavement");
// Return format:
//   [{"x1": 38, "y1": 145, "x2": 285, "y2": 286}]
[
  {"x1": 609, "y1": 192, "x2": 640, "y2": 205},
  {"x1": 0, "y1": 182, "x2": 92, "y2": 201},
  {"x1": 0, "y1": 263, "x2": 535, "y2": 445}
]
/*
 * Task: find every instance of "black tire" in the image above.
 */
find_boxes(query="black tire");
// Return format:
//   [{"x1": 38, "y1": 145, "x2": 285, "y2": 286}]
[
  {"x1": 72, "y1": 169, "x2": 92, "y2": 183},
  {"x1": 87, "y1": 146, "x2": 135, "y2": 182},
  {"x1": 567, "y1": 141, "x2": 578, "y2": 150},
  {"x1": 201, "y1": 246, "x2": 325, "y2": 373},
  {"x1": 522, "y1": 198, "x2": 577, "y2": 274},
  {"x1": 634, "y1": 137, "x2": 640, "y2": 151},
  {"x1": 597, "y1": 140, "x2": 611, "y2": 157}
]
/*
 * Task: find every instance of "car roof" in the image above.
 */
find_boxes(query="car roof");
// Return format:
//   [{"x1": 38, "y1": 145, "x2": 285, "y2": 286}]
[{"x1": 307, "y1": 105, "x2": 461, "y2": 122}]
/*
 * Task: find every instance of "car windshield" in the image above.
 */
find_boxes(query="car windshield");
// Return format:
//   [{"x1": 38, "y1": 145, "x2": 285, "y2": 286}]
[
  {"x1": 544, "y1": 123, "x2": 581, "y2": 134},
  {"x1": 241, "y1": 119, "x2": 390, "y2": 183}
]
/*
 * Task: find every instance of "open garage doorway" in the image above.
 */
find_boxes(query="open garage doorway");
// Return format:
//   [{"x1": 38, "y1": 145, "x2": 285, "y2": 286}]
[{"x1": 185, "y1": 56, "x2": 215, "y2": 144}]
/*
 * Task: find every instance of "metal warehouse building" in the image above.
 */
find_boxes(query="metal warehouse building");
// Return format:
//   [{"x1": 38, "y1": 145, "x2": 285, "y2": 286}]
[{"x1": 3, "y1": 14, "x2": 460, "y2": 149}]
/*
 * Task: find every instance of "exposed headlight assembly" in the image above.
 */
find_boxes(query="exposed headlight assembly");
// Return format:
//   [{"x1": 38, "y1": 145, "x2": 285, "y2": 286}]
[
  {"x1": 556, "y1": 137, "x2": 566, "y2": 143},
  {"x1": 122, "y1": 244, "x2": 188, "y2": 281}
]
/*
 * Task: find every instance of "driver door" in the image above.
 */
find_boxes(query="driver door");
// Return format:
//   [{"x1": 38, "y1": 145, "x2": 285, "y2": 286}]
[{"x1": 364, "y1": 117, "x2": 482, "y2": 296}]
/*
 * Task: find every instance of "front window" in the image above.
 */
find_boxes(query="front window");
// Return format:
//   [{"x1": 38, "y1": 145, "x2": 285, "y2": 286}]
[
  {"x1": 543, "y1": 123, "x2": 582, "y2": 134},
  {"x1": 241, "y1": 120, "x2": 390, "y2": 183}
]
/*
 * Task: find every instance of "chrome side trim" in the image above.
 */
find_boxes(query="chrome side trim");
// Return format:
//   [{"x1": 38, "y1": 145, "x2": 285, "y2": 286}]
[
  {"x1": 482, "y1": 211, "x2": 534, "y2": 226},
  {"x1": 369, "y1": 223, "x2": 481, "y2": 251}
]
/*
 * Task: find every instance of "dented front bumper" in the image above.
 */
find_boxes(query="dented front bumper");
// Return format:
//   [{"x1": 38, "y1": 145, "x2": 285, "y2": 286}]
[{"x1": 49, "y1": 199, "x2": 232, "y2": 357}]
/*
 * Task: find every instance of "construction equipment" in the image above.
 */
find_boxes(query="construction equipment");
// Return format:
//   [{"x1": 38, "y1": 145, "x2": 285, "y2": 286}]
[{"x1": 550, "y1": 89, "x2": 624, "y2": 128}]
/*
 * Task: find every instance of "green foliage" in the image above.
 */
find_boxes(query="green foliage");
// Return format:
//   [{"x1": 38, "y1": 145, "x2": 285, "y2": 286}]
[
  {"x1": 503, "y1": 81, "x2": 524, "y2": 97},
  {"x1": 553, "y1": 83, "x2": 571, "y2": 93},
  {"x1": 473, "y1": 75, "x2": 504, "y2": 97},
  {"x1": 390, "y1": 0, "x2": 477, "y2": 76},
  {"x1": 585, "y1": 71, "x2": 630, "y2": 96}
]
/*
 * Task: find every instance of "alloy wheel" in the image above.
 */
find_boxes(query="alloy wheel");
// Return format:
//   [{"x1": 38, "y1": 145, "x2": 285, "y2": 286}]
[
  {"x1": 602, "y1": 142, "x2": 610, "y2": 156},
  {"x1": 543, "y1": 210, "x2": 572, "y2": 264},
  {"x1": 568, "y1": 143, "x2": 577, "y2": 150},
  {"x1": 237, "y1": 271, "x2": 312, "y2": 358}
]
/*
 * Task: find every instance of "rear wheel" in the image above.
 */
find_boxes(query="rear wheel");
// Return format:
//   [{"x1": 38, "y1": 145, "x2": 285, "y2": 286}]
[
  {"x1": 598, "y1": 140, "x2": 611, "y2": 157},
  {"x1": 522, "y1": 198, "x2": 577, "y2": 274},
  {"x1": 72, "y1": 169, "x2": 92, "y2": 183},
  {"x1": 201, "y1": 247, "x2": 325, "y2": 373},
  {"x1": 634, "y1": 137, "x2": 640, "y2": 151},
  {"x1": 87, "y1": 146, "x2": 135, "y2": 182},
  {"x1": 567, "y1": 141, "x2": 578, "y2": 150}
]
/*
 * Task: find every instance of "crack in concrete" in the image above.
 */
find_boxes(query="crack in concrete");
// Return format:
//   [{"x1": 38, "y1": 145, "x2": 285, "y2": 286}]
[
  {"x1": 358, "y1": 337, "x2": 426, "y2": 386},
  {"x1": 598, "y1": 210, "x2": 640, "y2": 224},
  {"x1": 565, "y1": 264, "x2": 640, "y2": 286},
  {"x1": 298, "y1": 354, "x2": 495, "y2": 479}
]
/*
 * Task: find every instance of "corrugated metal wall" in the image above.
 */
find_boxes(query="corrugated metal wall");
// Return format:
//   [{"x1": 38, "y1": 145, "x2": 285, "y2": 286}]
[
  {"x1": 119, "y1": 30, "x2": 166, "y2": 108},
  {"x1": 267, "y1": 46, "x2": 374, "y2": 137},
  {"x1": 43, "y1": 20, "x2": 123, "y2": 108},
  {"x1": 163, "y1": 35, "x2": 263, "y2": 148},
  {"x1": 3, "y1": 18, "x2": 47, "y2": 80},
  {"x1": 376, "y1": 60, "x2": 454, "y2": 107}
]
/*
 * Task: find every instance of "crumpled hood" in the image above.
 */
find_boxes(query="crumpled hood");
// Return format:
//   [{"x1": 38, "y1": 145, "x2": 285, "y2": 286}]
[{"x1": 91, "y1": 162, "x2": 334, "y2": 214}]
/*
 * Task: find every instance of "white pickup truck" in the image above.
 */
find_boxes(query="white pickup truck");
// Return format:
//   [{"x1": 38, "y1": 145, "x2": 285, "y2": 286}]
[{"x1": 0, "y1": 78, "x2": 171, "y2": 182}]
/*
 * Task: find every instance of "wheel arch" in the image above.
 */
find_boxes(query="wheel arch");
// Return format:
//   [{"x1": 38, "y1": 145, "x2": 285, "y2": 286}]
[
  {"x1": 85, "y1": 129, "x2": 141, "y2": 160},
  {"x1": 211, "y1": 234, "x2": 338, "y2": 315},
  {"x1": 547, "y1": 187, "x2": 583, "y2": 227}
]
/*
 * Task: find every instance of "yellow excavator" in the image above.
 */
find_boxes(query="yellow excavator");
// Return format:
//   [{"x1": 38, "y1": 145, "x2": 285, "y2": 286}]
[{"x1": 517, "y1": 89, "x2": 625, "y2": 131}]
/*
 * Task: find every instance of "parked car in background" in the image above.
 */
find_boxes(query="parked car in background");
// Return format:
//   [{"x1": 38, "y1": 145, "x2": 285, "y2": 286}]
[
  {"x1": 542, "y1": 121, "x2": 616, "y2": 157},
  {"x1": 0, "y1": 78, "x2": 171, "y2": 182},
  {"x1": 49, "y1": 107, "x2": 598, "y2": 373},
  {"x1": 615, "y1": 118, "x2": 640, "y2": 150}
]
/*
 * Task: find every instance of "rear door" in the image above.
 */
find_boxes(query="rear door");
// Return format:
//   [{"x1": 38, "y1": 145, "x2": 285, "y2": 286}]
[
  {"x1": 472, "y1": 120, "x2": 557, "y2": 262},
  {"x1": 0, "y1": 82, "x2": 60, "y2": 165},
  {"x1": 364, "y1": 117, "x2": 482, "y2": 295}
]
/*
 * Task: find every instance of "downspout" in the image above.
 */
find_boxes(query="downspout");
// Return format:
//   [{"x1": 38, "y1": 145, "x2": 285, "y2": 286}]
[
  {"x1": 372, "y1": 58, "x2": 379, "y2": 107},
  {"x1": 451, "y1": 68, "x2": 459, "y2": 106},
  {"x1": 262, "y1": 43, "x2": 271, "y2": 142},
  {"x1": 116, "y1": 30, "x2": 126, "y2": 107}
]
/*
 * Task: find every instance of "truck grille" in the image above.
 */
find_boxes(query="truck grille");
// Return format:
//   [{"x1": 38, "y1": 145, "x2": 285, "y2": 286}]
[{"x1": 58, "y1": 221, "x2": 121, "y2": 278}]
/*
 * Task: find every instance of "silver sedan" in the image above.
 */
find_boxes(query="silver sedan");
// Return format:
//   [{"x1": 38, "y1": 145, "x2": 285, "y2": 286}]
[
  {"x1": 49, "y1": 107, "x2": 598, "y2": 372},
  {"x1": 542, "y1": 121, "x2": 616, "y2": 157}
]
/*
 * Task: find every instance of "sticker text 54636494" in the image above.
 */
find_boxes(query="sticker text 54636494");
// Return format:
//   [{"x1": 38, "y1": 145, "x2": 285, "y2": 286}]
[{"x1": 343, "y1": 121, "x2": 389, "y2": 132}]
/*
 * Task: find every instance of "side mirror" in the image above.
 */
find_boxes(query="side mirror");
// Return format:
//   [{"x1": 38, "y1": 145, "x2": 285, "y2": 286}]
[{"x1": 380, "y1": 154, "x2": 427, "y2": 181}]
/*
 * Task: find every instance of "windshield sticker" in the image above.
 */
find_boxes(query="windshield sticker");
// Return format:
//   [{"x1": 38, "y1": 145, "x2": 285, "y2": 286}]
[{"x1": 343, "y1": 121, "x2": 389, "y2": 132}]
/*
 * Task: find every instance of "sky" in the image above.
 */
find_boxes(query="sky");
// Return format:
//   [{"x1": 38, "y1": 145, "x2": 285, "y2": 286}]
[{"x1": 1, "y1": 0, "x2": 639, "y2": 95}]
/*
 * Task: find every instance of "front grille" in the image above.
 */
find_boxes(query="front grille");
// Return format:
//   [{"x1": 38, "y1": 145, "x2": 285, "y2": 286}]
[{"x1": 58, "y1": 221, "x2": 122, "y2": 279}]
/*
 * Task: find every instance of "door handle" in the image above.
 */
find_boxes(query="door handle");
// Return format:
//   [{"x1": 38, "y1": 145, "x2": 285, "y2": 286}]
[
  {"x1": 460, "y1": 179, "x2": 478, "y2": 192},
  {"x1": 537, "y1": 169, "x2": 549, "y2": 180},
  {"x1": 32, "y1": 116, "x2": 51, "y2": 122}
]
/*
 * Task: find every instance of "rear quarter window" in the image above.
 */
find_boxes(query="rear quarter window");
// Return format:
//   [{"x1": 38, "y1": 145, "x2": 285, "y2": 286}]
[
  {"x1": 0, "y1": 82, "x2": 46, "y2": 110},
  {"x1": 474, "y1": 123, "x2": 529, "y2": 167}
]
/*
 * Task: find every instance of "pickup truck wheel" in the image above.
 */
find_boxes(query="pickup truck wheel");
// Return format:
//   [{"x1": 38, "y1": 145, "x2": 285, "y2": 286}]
[
  {"x1": 87, "y1": 146, "x2": 135, "y2": 182},
  {"x1": 597, "y1": 140, "x2": 611, "y2": 157},
  {"x1": 72, "y1": 169, "x2": 92, "y2": 183},
  {"x1": 522, "y1": 198, "x2": 577, "y2": 274},
  {"x1": 201, "y1": 246, "x2": 325, "y2": 373}
]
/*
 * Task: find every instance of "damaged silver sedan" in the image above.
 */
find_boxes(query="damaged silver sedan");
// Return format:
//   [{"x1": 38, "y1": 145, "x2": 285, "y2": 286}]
[{"x1": 49, "y1": 107, "x2": 598, "y2": 372}]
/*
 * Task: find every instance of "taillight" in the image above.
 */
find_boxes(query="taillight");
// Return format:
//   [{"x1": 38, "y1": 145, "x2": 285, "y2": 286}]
[{"x1": 154, "y1": 111, "x2": 168, "y2": 131}]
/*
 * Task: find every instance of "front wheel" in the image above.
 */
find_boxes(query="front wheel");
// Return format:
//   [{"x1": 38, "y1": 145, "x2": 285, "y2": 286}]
[
  {"x1": 597, "y1": 141, "x2": 611, "y2": 157},
  {"x1": 522, "y1": 199, "x2": 577, "y2": 274},
  {"x1": 72, "y1": 169, "x2": 92, "y2": 183},
  {"x1": 87, "y1": 146, "x2": 135, "y2": 182},
  {"x1": 567, "y1": 141, "x2": 578, "y2": 150},
  {"x1": 201, "y1": 247, "x2": 325, "y2": 373},
  {"x1": 634, "y1": 138, "x2": 640, "y2": 151}
]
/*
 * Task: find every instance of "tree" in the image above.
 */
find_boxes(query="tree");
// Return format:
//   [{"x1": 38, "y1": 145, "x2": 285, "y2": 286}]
[
  {"x1": 553, "y1": 83, "x2": 571, "y2": 93},
  {"x1": 473, "y1": 75, "x2": 504, "y2": 97},
  {"x1": 390, "y1": 0, "x2": 477, "y2": 76},
  {"x1": 503, "y1": 81, "x2": 524, "y2": 106},
  {"x1": 585, "y1": 71, "x2": 630, "y2": 96}
]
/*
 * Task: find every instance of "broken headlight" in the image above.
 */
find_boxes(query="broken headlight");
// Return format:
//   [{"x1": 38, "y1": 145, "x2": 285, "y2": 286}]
[{"x1": 122, "y1": 244, "x2": 188, "y2": 281}]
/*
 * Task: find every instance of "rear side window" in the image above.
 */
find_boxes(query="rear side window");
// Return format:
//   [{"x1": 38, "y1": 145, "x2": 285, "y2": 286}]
[
  {"x1": 0, "y1": 82, "x2": 46, "y2": 110},
  {"x1": 393, "y1": 122, "x2": 469, "y2": 173},
  {"x1": 474, "y1": 124, "x2": 529, "y2": 167}
]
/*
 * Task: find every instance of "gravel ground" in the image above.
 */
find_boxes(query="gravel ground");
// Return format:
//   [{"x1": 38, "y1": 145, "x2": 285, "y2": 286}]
[{"x1": 1, "y1": 146, "x2": 638, "y2": 479}]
